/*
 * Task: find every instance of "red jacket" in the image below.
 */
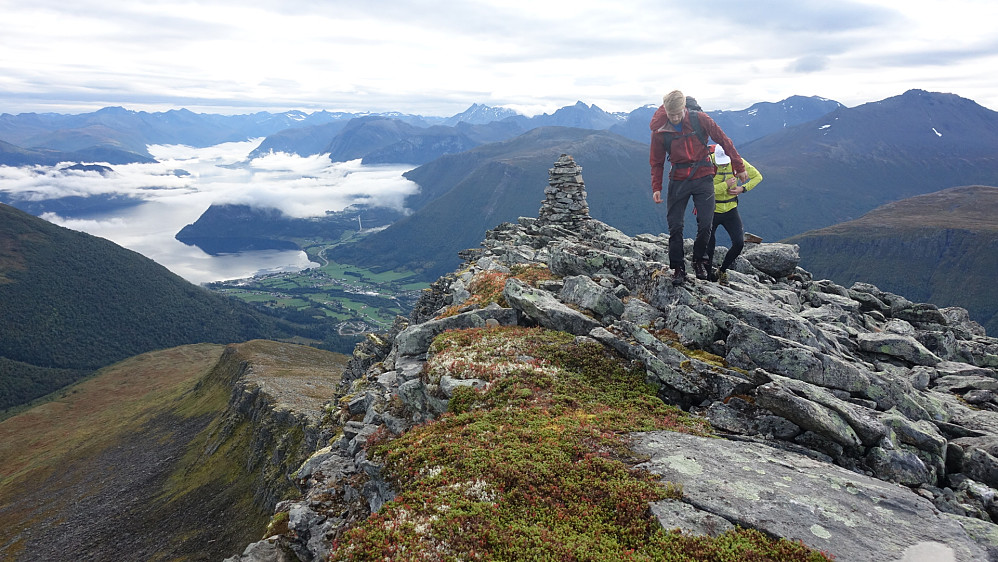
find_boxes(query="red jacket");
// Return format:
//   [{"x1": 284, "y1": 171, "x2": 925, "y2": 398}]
[{"x1": 649, "y1": 105, "x2": 745, "y2": 193}]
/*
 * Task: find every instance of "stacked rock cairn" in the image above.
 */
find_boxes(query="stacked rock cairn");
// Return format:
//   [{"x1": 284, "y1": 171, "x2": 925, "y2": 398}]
[{"x1": 536, "y1": 154, "x2": 590, "y2": 228}]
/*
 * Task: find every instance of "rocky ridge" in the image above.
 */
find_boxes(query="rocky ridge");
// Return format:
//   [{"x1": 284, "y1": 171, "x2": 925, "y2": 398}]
[{"x1": 229, "y1": 155, "x2": 998, "y2": 562}]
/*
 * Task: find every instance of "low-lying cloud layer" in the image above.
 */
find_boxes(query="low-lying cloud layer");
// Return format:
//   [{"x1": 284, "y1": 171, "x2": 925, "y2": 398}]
[
  {"x1": 0, "y1": 140, "x2": 419, "y2": 283},
  {"x1": 1, "y1": 140, "x2": 418, "y2": 217}
]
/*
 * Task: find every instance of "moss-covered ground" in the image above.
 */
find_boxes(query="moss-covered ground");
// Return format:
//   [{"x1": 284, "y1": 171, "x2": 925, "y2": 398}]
[{"x1": 330, "y1": 326, "x2": 832, "y2": 561}]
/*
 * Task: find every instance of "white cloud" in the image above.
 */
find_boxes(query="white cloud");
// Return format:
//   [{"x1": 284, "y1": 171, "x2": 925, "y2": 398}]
[
  {"x1": 0, "y1": 0, "x2": 996, "y2": 116},
  {"x1": 0, "y1": 141, "x2": 421, "y2": 215},
  {"x1": 0, "y1": 141, "x2": 419, "y2": 283}
]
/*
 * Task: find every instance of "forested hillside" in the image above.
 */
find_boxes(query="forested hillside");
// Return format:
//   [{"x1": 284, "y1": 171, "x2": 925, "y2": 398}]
[{"x1": 0, "y1": 204, "x2": 329, "y2": 410}]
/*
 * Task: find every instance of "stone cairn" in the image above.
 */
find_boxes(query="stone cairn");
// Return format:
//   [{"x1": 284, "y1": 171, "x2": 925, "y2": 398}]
[{"x1": 536, "y1": 154, "x2": 590, "y2": 228}]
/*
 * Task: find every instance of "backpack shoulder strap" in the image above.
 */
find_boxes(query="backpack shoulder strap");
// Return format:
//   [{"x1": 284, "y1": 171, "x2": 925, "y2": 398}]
[{"x1": 688, "y1": 110, "x2": 708, "y2": 147}]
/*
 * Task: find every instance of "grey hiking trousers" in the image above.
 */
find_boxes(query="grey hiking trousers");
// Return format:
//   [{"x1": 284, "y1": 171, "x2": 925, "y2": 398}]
[{"x1": 666, "y1": 175, "x2": 715, "y2": 270}]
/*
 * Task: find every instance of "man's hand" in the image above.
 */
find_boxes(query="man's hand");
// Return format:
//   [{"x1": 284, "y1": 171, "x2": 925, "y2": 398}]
[
  {"x1": 653, "y1": 190, "x2": 663, "y2": 204},
  {"x1": 727, "y1": 185, "x2": 745, "y2": 195},
  {"x1": 736, "y1": 171, "x2": 749, "y2": 183}
]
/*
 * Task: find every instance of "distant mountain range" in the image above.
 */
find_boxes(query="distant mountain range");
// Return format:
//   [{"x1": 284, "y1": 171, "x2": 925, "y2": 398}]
[
  {"x1": 246, "y1": 97, "x2": 840, "y2": 166},
  {"x1": 0, "y1": 105, "x2": 438, "y2": 165},
  {"x1": 786, "y1": 184, "x2": 998, "y2": 335},
  {"x1": 0, "y1": 96, "x2": 840, "y2": 168},
  {"x1": 738, "y1": 89, "x2": 998, "y2": 241},
  {"x1": 168, "y1": 90, "x2": 998, "y2": 285}
]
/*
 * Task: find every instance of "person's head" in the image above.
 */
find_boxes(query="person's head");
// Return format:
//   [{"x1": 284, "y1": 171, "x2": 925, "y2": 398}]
[
  {"x1": 713, "y1": 144, "x2": 731, "y2": 166},
  {"x1": 663, "y1": 90, "x2": 686, "y2": 125}
]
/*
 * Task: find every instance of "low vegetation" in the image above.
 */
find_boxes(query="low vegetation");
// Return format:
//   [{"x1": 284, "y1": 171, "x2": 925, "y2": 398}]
[
  {"x1": 436, "y1": 264, "x2": 556, "y2": 318},
  {"x1": 330, "y1": 326, "x2": 832, "y2": 561}
]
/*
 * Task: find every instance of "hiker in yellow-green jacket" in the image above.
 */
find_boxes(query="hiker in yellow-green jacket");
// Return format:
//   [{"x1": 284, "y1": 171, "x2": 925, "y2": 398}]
[{"x1": 706, "y1": 144, "x2": 762, "y2": 284}]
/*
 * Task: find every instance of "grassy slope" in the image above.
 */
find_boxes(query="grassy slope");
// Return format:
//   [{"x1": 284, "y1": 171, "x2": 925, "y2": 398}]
[{"x1": 0, "y1": 340, "x2": 348, "y2": 561}]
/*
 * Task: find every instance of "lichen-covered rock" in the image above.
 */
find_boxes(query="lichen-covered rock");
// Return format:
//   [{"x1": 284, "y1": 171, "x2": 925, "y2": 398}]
[
  {"x1": 858, "y1": 331, "x2": 943, "y2": 366},
  {"x1": 756, "y1": 380, "x2": 863, "y2": 449},
  {"x1": 502, "y1": 277, "x2": 602, "y2": 335},
  {"x1": 634, "y1": 431, "x2": 989, "y2": 562},
  {"x1": 558, "y1": 274, "x2": 625, "y2": 319},
  {"x1": 742, "y1": 242, "x2": 801, "y2": 278}
]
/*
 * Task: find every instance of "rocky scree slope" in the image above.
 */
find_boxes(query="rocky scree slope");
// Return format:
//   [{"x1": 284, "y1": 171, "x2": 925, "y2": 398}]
[{"x1": 231, "y1": 155, "x2": 998, "y2": 562}]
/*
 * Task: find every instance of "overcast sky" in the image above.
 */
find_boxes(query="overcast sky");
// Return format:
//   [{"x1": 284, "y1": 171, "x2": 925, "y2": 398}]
[{"x1": 2, "y1": 0, "x2": 997, "y2": 117}]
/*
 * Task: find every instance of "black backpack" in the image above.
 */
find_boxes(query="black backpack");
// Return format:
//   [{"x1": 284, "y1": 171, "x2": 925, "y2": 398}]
[{"x1": 684, "y1": 97, "x2": 709, "y2": 147}]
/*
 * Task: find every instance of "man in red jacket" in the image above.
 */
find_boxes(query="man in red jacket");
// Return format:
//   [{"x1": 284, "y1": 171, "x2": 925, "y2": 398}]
[{"x1": 650, "y1": 90, "x2": 748, "y2": 285}]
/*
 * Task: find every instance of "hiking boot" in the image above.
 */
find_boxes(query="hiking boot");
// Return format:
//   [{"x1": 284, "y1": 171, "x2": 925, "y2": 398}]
[
  {"x1": 707, "y1": 266, "x2": 719, "y2": 282},
  {"x1": 717, "y1": 269, "x2": 729, "y2": 286},
  {"x1": 693, "y1": 260, "x2": 709, "y2": 281},
  {"x1": 672, "y1": 268, "x2": 688, "y2": 286}
]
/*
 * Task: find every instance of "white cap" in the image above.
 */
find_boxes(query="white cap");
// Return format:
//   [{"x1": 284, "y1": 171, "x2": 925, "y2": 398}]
[{"x1": 714, "y1": 145, "x2": 731, "y2": 165}]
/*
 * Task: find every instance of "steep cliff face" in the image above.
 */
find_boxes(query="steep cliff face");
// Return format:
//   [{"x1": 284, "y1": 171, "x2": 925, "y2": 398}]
[
  {"x1": 230, "y1": 155, "x2": 998, "y2": 561},
  {"x1": 170, "y1": 340, "x2": 347, "y2": 519},
  {"x1": 0, "y1": 340, "x2": 347, "y2": 562}
]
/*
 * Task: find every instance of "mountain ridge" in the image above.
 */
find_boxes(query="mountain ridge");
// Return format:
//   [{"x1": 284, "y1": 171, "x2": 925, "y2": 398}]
[
  {"x1": 232, "y1": 155, "x2": 998, "y2": 560},
  {"x1": 0, "y1": 340, "x2": 348, "y2": 560}
]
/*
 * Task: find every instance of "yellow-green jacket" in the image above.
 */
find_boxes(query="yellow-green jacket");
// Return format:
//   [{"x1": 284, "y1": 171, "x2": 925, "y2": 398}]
[{"x1": 711, "y1": 156, "x2": 762, "y2": 214}]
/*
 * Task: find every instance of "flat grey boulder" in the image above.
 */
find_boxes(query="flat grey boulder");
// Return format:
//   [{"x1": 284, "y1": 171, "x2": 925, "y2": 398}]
[
  {"x1": 742, "y1": 242, "x2": 800, "y2": 278},
  {"x1": 632, "y1": 430, "x2": 991, "y2": 561},
  {"x1": 503, "y1": 277, "x2": 602, "y2": 335},
  {"x1": 559, "y1": 274, "x2": 625, "y2": 318},
  {"x1": 858, "y1": 332, "x2": 942, "y2": 366}
]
